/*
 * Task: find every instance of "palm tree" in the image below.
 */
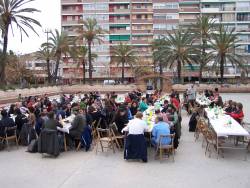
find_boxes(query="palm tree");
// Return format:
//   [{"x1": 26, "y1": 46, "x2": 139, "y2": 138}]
[
  {"x1": 72, "y1": 45, "x2": 97, "y2": 84},
  {"x1": 154, "y1": 29, "x2": 196, "y2": 83},
  {"x1": 112, "y1": 42, "x2": 137, "y2": 83},
  {"x1": 36, "y1": 44, "x2": 54, "y2": 84},
  {"x1": 0, "y1": 0, "x2": 41, "y2": 85},
  {"x1": 210, "y1": 25, "x2": 246, "y2": 84},
  {"x1": 153, "y1": 38, "x2": 169, "y2": 89},
  {"x1": 77, "y1": 18, "x2": 106, "y2": 84},
  {"x1": 47, "y1": 29, "x2": 73, "y2": 83},
  {"x1": 192, "y1": 16, "x2": 215, "y2": 82}
]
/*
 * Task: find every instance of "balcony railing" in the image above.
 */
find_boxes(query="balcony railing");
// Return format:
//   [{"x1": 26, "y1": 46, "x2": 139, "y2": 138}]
[{"x1": 131, "y1": 19, "x2": 153, "y2": 23}]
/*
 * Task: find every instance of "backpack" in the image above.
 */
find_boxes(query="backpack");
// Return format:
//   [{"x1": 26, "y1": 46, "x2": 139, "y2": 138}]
[{"x1": 27, "y1": 139, "x2": 38, "y2": 153}]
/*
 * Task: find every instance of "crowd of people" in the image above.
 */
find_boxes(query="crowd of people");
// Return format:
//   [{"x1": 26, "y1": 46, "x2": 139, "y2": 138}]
[
  {"x1": 0, "y1": 89, "x2": 182, "y2": 161},
  {"x1": 188, "y1": 87, "x2": 245, "y2": 132}
]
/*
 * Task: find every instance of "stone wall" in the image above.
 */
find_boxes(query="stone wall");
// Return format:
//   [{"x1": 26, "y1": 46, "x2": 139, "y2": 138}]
[{"x1": 0, "y1": 84, "x2": 137, "y2": 104}]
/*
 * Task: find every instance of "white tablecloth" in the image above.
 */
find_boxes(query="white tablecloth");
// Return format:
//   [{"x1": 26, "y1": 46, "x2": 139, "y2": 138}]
[
  {"x1": 196, "y1": 97, "x2": 211, "y2": 106},
  {"x1": 57, "y1": 115, "x2": 75, "y2": 134},
  {"x1": 205, "y1": 108, "x2": 249, "y2": 137}
]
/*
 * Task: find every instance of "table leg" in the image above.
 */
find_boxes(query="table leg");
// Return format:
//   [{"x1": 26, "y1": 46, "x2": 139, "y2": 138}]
[
  {"x1": 217, "y1": 136, "x2": 219, "y2": 159},
  {"x1": 64, "y1": 133, "x2": 67, "y2": 152}
]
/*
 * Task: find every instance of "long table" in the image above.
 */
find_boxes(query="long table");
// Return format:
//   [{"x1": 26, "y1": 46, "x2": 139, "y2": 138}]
[{"x1": 205, "y1": 108, "x2": 249, "y2": 158}]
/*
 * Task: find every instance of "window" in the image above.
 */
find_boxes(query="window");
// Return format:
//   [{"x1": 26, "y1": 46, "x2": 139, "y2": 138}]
[
  {"x1": 137, "y1": 15, "x2": 142, "y2": 19},
  {"x1": 153, "y1": 24, "x2": 178, "y2": 30},
  {"x1": 153, "y1": 3, "x2": 178, "y2": 9}
]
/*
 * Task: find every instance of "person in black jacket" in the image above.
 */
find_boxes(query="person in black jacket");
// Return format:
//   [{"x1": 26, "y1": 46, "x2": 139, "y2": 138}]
[
  {"x1": 43, "y1": 111, "x2": 62, "y2": 131},
  {"x1": 0, "y1": 110, "x2": 16, "y2": 137},
  {"x1": 114, "y1": 107, "x2": 129, "y2": 133},
  {"x1": 15, "y1": 108, "x2": 28, "y2": 135},
  {"x1": 130, "y1": 101, "x2": 138, "y2": 116}
]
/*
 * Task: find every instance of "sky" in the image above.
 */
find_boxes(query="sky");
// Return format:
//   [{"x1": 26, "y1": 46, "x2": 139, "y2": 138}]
[{"x1": 8, "y1": 0, "x2": 61, "y2": 54}]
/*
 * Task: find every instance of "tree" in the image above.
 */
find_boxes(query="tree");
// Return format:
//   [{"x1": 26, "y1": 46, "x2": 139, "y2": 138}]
[
  {"x1": 210, "y1": 25, "x2": 246, "y2": 84},
  {"x1": 5, "y1": 51, "x2": 34, "y2": 85},
  {"x1": 153, "y1": 29, "x2": 196, "y2": 83},
  {"x1": 153, "y1": 38, "x2": 169, "y2": 89},
  {"x1": 77, "y1": 18, "x2": 106, "y2": 84},
  {"x1": 192, "y1": 16, "x2": 215, "y2": 82},
  {"x1": 46, "y1": 29, "x2": 73, "y2": 83},
  {"x1": 112, "y1": 42, "x2": 137, "y2": 83},
  {"x1": 72, "y1": 45, "x2": 97, "y2": 84},
  {"x1": 36, "y1": 44, "x2": 54, "y2": 84},
  {"x1": 0, "y1": 0, "x2": 41, "y2": 85}
]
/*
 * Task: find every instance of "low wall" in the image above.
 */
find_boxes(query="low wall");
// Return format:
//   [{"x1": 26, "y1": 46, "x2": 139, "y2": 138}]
[
  {"x1": 0, "y1": 84, "x2": 137, "y2": 105},
  {"x1": 172, "y1": 84, "x2": 250, "y2": 93}
]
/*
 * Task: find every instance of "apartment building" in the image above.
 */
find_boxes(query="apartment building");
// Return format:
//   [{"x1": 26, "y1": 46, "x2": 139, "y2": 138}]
[{"x1": 61, "y1": 0, "x2": 250, "y2": 82}]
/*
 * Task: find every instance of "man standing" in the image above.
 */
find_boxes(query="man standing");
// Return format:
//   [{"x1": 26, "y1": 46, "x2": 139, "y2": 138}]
[{"x1": 187, "y1": 84, "x2": 196, "y2": 112}]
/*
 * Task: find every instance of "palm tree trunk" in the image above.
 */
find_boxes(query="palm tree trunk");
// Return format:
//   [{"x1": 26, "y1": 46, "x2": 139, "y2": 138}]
[
  {"x1": 121, "y1": 61, "x2": 125, "y2": 84},
  {"x1": 46, "y1": 58, "x2": 51, "y2": 84},
  {"x1": 153, "y1": 60, "x2": 157, "y2": 89},
  {"x1": 220, "y1": 54, "x2": 225, "y2": 84},
  {"x1": 199, "y1": 64, "x2": 203, "y2": 83},
  {"x1": 0, "y1": 25, "x2": 9, "y2": 85},
  {"x1": 159, "y1": 62, "x2": 163, "y2": 90},
  {"x1": 53, "y1": 55, "x2": 61, "y2": 84},
  {"x1": 88, "y1": 41, "x2": 92, "y2": 85},
  {"x1": 82, "y1": 60, "x2": 86, "y2": 84},
  {"x1": 177, "y1": 59, "x2": 182, "y2": 84}
]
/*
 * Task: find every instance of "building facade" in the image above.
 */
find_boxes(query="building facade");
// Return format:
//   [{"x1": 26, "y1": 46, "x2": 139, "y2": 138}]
[{"x1": 61, "y1": 0, "x2": 250, "y2": 82}]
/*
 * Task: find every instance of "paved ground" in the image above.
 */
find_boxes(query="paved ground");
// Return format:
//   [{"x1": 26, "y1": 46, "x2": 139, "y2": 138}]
[{"x1": 1, "y1": 110, "x2": 250, "y2": 188}]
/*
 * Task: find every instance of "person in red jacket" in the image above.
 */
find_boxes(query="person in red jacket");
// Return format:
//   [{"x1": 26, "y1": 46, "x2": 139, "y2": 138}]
[
  {"x1": 229, "y1": 103, "x2": 244, "y2": 124},
  {"x1": 170, "y1": 94, "x2": 180, "y2": 111}
]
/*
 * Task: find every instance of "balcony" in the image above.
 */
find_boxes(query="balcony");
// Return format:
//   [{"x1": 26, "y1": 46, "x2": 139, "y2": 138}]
[
  {"x1": 110, "y1": 29, "x2": 130, "y2": 34},
  {"x1": 131, "y1": 8, "x2": 153, "y2": 13},
  {"x1": 61, "y1": 10, "x2": 83, "y2": 15},
  {"x1": 62, "y1": 20, "x2": 81, "y2": 25},
  {"x1": 131, "y1": 39, "x2": 152, "y2": 45},
  {"x1": 109, "y1": 19, "x2": 130, "y2": 23},
  {"x1": 109, "y1": 8, "x2": 130, "y2": 13},
  {"x1": 179, "y1": 7, "x2": 200, "y2": 13},
  {"x1": 201, "y1": 7, "x2": 220, "y2": 13},
  {"x1": 131, "y1": 19, "x2": 153, "y2": 24},
  {"x1": 132, "y1": 29, "x2": 152, "y2": 34},
  {"x1": 61, "y1": 0, "x2": 83, "y2": 4},
  {"x1": 131, "y1": 0, "x2": 152, "y2": 3},
  {"x1": 109, "y1": 0, "x2": 130, "y2": 3}
]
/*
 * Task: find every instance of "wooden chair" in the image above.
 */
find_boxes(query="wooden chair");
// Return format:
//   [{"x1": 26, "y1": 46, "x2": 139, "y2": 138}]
[
  {"x1": 155, "y1": 134, "x2": 175, "y2": 162},
  {"x1": 194, "y1": 117, "x2": 208, "y2": 142},
  {"x1": 95, "y1": 127, "x2": 115, "y2": 154},
  {"x1": 0, "y1": 126, "x2": 18, "y2": 151},
  {"x1": 204, "y1": 129, "x2": 217, "y2": 157},
  {"x1": 109, "y1": 123, "x2": 124, "y2": 149}
]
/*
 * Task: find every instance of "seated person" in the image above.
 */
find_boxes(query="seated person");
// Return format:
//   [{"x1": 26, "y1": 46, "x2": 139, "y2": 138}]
[
  {"x1": 0, "y1": 110, "x2": 16, "y2": 137},
  {"x1": 139, "y1": 97, "x2": 148, "y2": 112},
  {"x1": 151, "y1": 116, "x2": 171, "y2": 147},
  {"x1": 69, "y1": 108, "x2": 86, "y2": 140},
  {"x1": 122, "y1": 112, "x2": 148, "y2": 162},
  {"x1": 15, "y1": 108, "x2": 28, "y2": 134},
  {"x1": 161, "y1": 100, "x2": 170, "y2": 113},
  {"x1": 228, "y1": 103, "x2": 244, "y2": 124},
  {"x1": 224, "y1": 100, "x2": 233, "y2": 113},
  {"x1": 43, "y1": 111, "x2": 62, "y2": 131},
  {"x1": 114, "y1": 106, "x2": 129, "y2": 133}
]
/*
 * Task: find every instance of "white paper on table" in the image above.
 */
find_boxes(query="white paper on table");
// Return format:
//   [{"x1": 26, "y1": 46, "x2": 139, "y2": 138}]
[{"x1": 205, "y1": 108, "x2": 249, "y2": 137}]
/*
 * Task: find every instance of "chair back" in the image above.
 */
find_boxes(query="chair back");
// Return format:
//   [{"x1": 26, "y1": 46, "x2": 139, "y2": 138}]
[
  {"x1": 5, "y1": 126, "x2": 17, "y2": 137},
  {"x1": 158, "y1": 134, "x2": 175, "y2": 149},
  {"x1": 96, "y1": 127, "x2": 113, "y2": 140}
]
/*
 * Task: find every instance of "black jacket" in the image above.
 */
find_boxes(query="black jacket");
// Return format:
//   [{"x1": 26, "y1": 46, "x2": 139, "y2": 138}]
[{"x1": 38, "y1": 129, "x2": 60, "y2": 156}]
